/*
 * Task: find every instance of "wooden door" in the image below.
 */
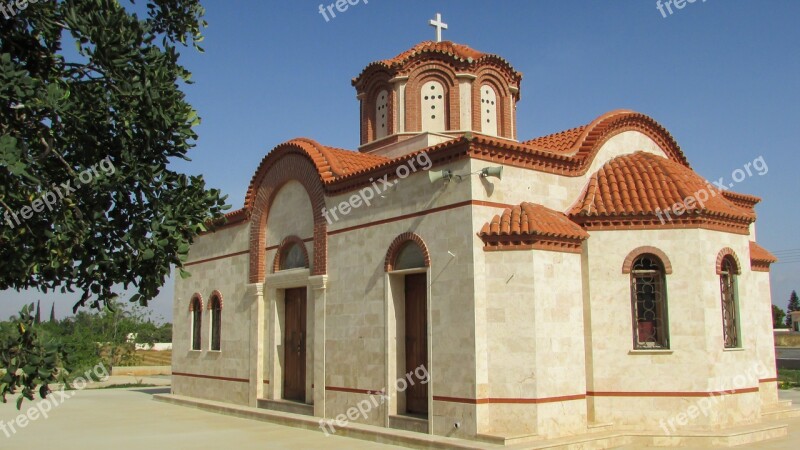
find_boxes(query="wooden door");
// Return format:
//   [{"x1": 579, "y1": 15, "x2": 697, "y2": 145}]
[
  {"x1": 283, "y1": 288, "x2": 307, "y2": 402},
  {"x1": 404, "y1": 274, "x2": 428, "y2": 415}
]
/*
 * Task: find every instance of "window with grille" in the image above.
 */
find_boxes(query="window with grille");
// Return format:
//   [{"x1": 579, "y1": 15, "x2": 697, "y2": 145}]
[
  {"x1": 719, "y1": 256, "x2": 740, "y2": 348},
  {"x1": 631, "y1": 254, "x2": 670, "y2": 349},
  {"x1": 210, "y1": 295, "x2": 222, "y2": 351}
]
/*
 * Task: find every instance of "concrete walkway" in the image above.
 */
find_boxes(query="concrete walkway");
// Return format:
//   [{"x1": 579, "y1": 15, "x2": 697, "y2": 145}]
[
  {"x1": 0, "y1": 387, "x2": 404, "y2": 449},
  {"x1": 1, "y1": 387, "x2": 798, "y2": 449}
]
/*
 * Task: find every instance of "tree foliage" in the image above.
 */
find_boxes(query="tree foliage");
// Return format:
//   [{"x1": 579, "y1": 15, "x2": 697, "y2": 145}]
[
  {"x1": 786, "y1": 290, "x2": 800, "y2": 327},
  {"x1": 0, "y1": 0, "x2": 227, "y2": 312},
  {"x1": 0, "y1": 303, "x2": 68, "y2": 409},
  {"x1": 773, "y1": 305, "x2": 787, "y2": 329},
  {"x1": 1, "y1": 300, "x2": 171, "y2": 407}
]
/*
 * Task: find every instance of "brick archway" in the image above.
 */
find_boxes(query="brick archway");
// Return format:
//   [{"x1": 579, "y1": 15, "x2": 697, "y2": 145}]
[
  {"x1": 716, "y1": 248, "x2": 742, "y2": 275},
  {"x1": 621, "y1": 246, "x2": 673, "y2": 274},
  {"x1": 385, "y1": 232, "x2": 431, "y2": 272},
  {"x1": 248, "y1": 148, "x2": 327, "y2": 283}
]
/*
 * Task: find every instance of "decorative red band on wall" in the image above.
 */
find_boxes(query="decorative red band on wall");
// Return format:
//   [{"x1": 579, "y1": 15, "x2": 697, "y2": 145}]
[
  {"x1": 586, "y1": 387, "x2": 759, "y2": 398},
  {"x1": 758, "y1": 378, "x2": 778, "y2": 383},
  {"x1": 433, "y1": 394, "x2": 586, "y2": 405},
  {"x1": 173, "y1": 372, "x2": 248, "y2": 383},
  {"x1": 185, "y1": 250, "x2": 250, "y2": 267},
  {"x1": 325, "y1": 386, "x2": 383, "y2": 395}
]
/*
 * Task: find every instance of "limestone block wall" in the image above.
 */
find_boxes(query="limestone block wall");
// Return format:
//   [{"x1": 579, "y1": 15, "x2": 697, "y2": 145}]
[
  {"x1": 478, "y1": 248, "x2": 587, "y2": 438},
  {"x1": 583, "y1": 228, "x2": 772, "y2": 430},
  {"x1": 321, "y1": 158, "x2": 480, "y2": 436},
  {"x1": 172, "y1": 223, "x2": 251, "y2": 405}
]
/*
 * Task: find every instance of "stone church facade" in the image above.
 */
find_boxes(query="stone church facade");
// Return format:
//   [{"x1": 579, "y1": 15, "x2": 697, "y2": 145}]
[{"x1": 170, "y1": 40, "x2": 790, "y2": 445}]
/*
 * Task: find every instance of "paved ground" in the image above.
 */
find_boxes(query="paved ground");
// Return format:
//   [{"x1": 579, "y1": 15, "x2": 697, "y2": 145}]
[
  {"x1": 0, "y1": 387, "x2": 404, "y2": 449},
  {"x1": 0, "y1": 386, "x2": 798, "y2": 449}
]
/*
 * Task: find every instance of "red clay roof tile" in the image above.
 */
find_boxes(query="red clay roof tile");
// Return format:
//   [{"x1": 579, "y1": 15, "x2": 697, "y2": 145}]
[
  {"x1": 569, "y1": 151, "x2": 755, "y2": 222},
  {"x1": 480, "y1": 202, "x2": 589, "y2": 241}
]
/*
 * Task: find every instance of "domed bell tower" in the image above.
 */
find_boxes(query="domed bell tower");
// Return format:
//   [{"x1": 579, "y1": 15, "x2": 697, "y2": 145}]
[{"x1": 352, "y1": 14, "x2": 523, "y2": 157}]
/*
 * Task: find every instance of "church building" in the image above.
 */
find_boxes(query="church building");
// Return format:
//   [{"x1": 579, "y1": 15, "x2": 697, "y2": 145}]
[{"x1": 169, "y1": 18, "x2": 793, "y2": 447}]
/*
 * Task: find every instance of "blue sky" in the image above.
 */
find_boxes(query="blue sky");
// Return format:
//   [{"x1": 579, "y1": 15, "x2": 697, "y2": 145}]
[{"x1": 2, "y1": 0, "x2": 798, "y2": 321}]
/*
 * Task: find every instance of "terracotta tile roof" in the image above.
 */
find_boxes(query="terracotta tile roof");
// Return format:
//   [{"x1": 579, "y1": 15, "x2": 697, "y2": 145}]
[
  {"x1": 523, "y1": 125, "x2": 588, "y2": 153},
  {"x1": 353, "y1": 41, "x2": 522, "y2": 86},
  {"x1": 750, "y1": 241, "x2": 778, "y2": 265},
  {"x1": 323, "y1": 146, "x2": 389, "y2": 176},
  {"x1": 480, "y1": 202, "x2": 589, "y2": 241},
  {"x1": 722, "y1": 191, "x2": 761, "y2": 210},
  {"x1": 569, "y1": 151, "x2": 755, "y2": 222},
  {"x1": 382, "y1": 41, "x2": 486, "y2": 66}
]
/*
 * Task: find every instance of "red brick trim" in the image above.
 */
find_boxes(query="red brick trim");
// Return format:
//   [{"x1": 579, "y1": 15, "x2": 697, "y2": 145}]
[
  {"x1": 189, "y1": 293, "x2": 203, "y2": 312},
  {"x1": 172, "y1": 372, "x2": 248, "y2": 383},
  {"x1": 759, "y1": 378, "x2": 778, "y2": 383},
  {"x1": 325, "y1": 386, "x2": 382, "y2": 395},
  {"x1": 433, "y1": 394, "x2": 586, "y2": 405},
  {"x1": 481, "y1": 238, "x2": 584, "y2": 254},
  {"x1": 385, "y1": 232, "x2": 431, "y2": 272},
  {"x1": 207, "y1": 290, "x2": 223, "y2": 310},
  {"x1": 574, "y1": 216, "x2": 752, "y2": 236},
  {"x1": 247, "y1": 146, "x2": 328, "y2": 283},
  {"x1": 587, "y1": 388, "x2": 758, "y2": 397},
  {"x1": 716, "y1": 248, "x2": 742, "y2": 275},
  {"x1": 622, "y1": 246, "x2": 673, "y2": 274},
  {"x1": 271, "y1": 235, "x2": 310, "y2": 273},
  {"x1": 184, "y1": 250, "x2": 249, "y2": 267}
]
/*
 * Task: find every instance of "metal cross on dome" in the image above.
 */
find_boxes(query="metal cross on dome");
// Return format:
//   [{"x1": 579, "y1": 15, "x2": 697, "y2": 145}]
[{"x1": 429, "y1": 13, "x2": 448, "y2": 42}]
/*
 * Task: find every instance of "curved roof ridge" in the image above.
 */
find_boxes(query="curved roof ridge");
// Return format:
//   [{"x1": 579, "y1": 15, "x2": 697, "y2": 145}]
[{"x1": 569, "y1": 151, "x2": 754, "y2": 222}]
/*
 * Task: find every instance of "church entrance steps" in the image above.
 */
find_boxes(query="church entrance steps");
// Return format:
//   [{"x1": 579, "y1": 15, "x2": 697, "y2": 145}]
[
  {"x1": 761, "y1": 400, "x2": 800, "y2": 420},
  {"x1": 389, "y1": 414, "x2": 429, "y2": 434},
  {"x1": 257, "y1": 398, "x2": 313, "y2": 416},
  {"x1": 154, "y1": 394, "x2": 790, "y2": 449}
]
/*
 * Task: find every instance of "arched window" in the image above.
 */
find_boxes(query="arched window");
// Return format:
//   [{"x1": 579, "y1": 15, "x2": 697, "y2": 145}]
[
  {"x1": 375, "y1": 89, "x2": 389, "y2": 140},
  {"x1": 480, "y1": 85, "x2": 498, "y2": 136},
  {"x1": 209, "y1": 292, "x2": 223, "y2": 351},
  {"x1": 719, "y1": 256, "x2": 740, "y2": 348},
  {"x1": 394, "y1": 242, "x2": 426, "y2": 270},
  {"x1": 421, "y1": 81, "x2": 446, "y2": 132},
  {"x1": 274, "y1": 236, "x2": 309, "y2": 272},
  {"x1": 630, "y1": 254, "x2": 669, "y2": 349},
  {"x1": 190, "y1": 295, "x2": 203, "y2": 351}
]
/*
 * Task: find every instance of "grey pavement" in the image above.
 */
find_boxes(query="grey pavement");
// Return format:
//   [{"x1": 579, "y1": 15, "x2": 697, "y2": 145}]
[
  {"x1": 0, "y1": 387, "x2": 404, "y2": 450},
  {"x1": 1, "y1": 386, "x2": 798, "y2": 449}
]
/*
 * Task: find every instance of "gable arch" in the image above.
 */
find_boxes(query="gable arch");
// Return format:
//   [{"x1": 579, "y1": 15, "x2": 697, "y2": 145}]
[
  {"x1": 622, "y1": 246, "x2": 673, "y2": 275},
  {"x1": 247, "y1": 142, "x2": 328, "y2": 283},
  {"x1": 716, "y1": 248, "x2": 742, "y2": 275},
  {"x1": 385, "y1": 232, "x2": 431, "y2": 272}
]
